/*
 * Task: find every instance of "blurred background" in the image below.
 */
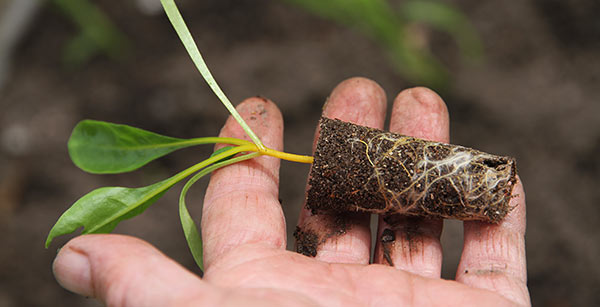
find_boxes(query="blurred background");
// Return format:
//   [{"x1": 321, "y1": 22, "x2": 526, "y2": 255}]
[{"x1": 0, "y1": 0, "x2": 599, "y2": 306}]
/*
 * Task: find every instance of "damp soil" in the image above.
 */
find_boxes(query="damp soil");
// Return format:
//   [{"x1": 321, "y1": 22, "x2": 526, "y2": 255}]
[{"x1": 307, "y1": 117, "x2": 517, "y2": 223}]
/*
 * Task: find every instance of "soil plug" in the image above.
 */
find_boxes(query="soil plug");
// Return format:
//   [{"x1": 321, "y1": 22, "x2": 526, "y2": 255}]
[{"x1": 307, "y1": 117, "x2": 517, "y2": 223}]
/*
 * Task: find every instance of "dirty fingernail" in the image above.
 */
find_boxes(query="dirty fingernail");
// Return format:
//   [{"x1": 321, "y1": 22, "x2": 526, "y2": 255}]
[{"x1": 53, "y1": 247, "x2": 93, "y2": 297}]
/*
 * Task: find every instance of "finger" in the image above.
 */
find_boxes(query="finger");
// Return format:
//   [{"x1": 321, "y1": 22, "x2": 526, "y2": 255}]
[
  {"x1": 52, "y1": 234, "x2": 212, "y2": 306},
  {"x1": 202, "y1": 97, "x2": 285, "y2": 270},
  {"x1": 456, "y1": 177, "x2": 530, "y2": 306},
  {"x1": 373, "y1": 87, "x2": 449, "y2": 278},
  {"x1": 297, "y1": 77, "x2": 387, "y2": 264}
]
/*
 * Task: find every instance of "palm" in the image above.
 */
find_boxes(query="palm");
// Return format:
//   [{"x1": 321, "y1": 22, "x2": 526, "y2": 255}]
[
  {"x1": 204, "y1": 245, "x2": 513, "y2": 306},
  {"x1": 53, "y1": 79, "x2": 530, "y2": 307}
]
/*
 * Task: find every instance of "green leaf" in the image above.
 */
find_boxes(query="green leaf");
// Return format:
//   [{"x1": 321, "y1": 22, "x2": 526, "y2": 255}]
[
  {"x1": 46, "y1": 144, "x2": 257, "y2": 248},
  {"x1": 69, "y1": 120, "x2": 197, "y2": 174},
  {"x1": 179, "y1": 151, "x2": 261, "y2": 270},
  {"x1": 179, "y1": 185, "x2": 204, "y2": 270},
  {"x1": 45, "y1": 178, "x2": 174, "y2": 248}
]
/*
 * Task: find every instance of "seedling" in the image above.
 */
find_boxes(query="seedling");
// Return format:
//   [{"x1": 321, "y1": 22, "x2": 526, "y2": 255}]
[
  {"x1": 46, "y1": 0, "x2": 516, "y2": 268},
  {"x1": 45, "y1": 0, "x2": 312, "y2": 271}
]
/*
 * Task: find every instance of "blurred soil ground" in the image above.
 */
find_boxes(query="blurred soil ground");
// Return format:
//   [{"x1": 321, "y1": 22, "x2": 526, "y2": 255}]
[{"x1": 0, "y1": 0, "x2": 599, "y2": 306}]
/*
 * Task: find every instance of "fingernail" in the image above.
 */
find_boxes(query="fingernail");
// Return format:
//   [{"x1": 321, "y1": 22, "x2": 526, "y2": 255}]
[{"x1": 53, "y1": 246, "x2": 93, "y2": 297}]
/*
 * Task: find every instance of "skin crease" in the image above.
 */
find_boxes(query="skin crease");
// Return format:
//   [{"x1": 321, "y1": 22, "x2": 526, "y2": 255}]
[{"x1": 52, "y1": 77, "x2": 531, "y2": 307}]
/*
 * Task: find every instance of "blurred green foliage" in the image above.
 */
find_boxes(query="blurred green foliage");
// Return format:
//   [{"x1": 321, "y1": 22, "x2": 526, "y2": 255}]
[
  {"x1": 53, "y1": 0, "x2": 130, "y2": 67},
  {"x1": 52, "y1": 0, "x2": 481, "y2": 88},
  {"x1": 284, "y1": 0, "x2": 484, "y2": 89}
]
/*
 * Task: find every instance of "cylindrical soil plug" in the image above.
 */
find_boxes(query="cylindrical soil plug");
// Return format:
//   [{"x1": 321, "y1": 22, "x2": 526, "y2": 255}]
[{"x1": 306, "y1": 117, "x2": 517, "y2": 223}]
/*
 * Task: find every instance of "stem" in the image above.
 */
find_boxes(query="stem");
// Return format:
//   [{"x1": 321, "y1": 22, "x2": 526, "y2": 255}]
[
  {"x1": 260, "y1": 147, "x2": 314, "y2": 164},
  {"x1": 166, "y1": 144, "x2": 257, "y2": 188},
  {"x1": 187, "y1": 137, "x2": 253, "y2": 147},
  {"x1": 195, "y1": 136, "x2": 313, "y2": 164},
  {"x1": 190, "y1": 135, "x2": 313, "y2": 164},
  {"x1": 160, "y1": 0, "x2": 265, "y2": 151}
]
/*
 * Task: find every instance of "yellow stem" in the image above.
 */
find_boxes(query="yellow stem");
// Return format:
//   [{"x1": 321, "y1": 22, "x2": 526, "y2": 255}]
[
  {"x1": 224, "y1": 142, "x2": 313, "y2": 164},
  {"x1": 259, "y1": 147, "x2": 314, "y2": 164}
]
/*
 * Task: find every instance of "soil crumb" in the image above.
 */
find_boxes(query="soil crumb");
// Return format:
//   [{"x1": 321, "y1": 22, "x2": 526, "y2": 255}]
[
  {"x1": 293, "y1": 226, "x2": 318, "y2": 257},
  {"x1": 381, "y1": 228, "x2": 395, "y2": 266}
]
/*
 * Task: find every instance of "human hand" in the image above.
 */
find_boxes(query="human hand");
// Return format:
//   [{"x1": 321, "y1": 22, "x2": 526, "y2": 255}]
[{"x1": 52, "y1": 77, "x2": 530, "y2": 306}]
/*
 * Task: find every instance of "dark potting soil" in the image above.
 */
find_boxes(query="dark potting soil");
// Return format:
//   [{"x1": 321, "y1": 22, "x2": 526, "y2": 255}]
[
  {"x1": 306, "y1": 117, "x2": 517, "y2": 223},
  {"x1": 293, "y1": 226, "x2": 319, "y2": 257}
]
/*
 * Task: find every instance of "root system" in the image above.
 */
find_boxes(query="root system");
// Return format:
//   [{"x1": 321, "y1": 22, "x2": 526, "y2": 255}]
[{"x1": 306, "y1": 117, "x2": 517, "y2": 223}]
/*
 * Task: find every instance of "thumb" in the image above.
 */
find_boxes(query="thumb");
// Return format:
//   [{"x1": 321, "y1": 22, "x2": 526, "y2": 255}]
[{"x1": 52, "y1": 234, "x2": 215, "y2": 306}]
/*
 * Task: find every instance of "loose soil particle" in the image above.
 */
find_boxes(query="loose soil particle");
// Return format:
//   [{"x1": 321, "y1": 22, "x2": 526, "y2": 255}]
[
  {"x1": 306, "y1": 117, "x2": 517, "y2": 223},
  {"x1": 380, "y1": 228, "x2": 395, "y2": 266}
]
